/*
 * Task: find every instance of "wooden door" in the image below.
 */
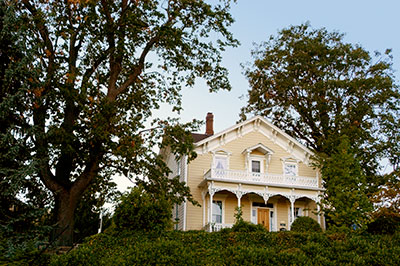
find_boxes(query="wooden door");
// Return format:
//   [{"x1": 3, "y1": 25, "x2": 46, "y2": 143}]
[{"x1": 257, "y1": 209, "x2": 270, "y2": 231}]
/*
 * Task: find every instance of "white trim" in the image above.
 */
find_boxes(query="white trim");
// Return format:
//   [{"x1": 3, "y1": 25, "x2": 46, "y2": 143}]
[
  {"x1": 195, "y1": 115, "x2": 314, "y2": 156},
  {"x1": 242, "y1": 143, "x2": 275, "y2": 155},
  {"x1": 211, "y1": 148, "x2": 232, "y2": 156},
  {"x1": 211, "y1": 198, "x2": 226, "y2": 224},
  {"x1": 183, "y1": 155, "x2": 188, "y2": 231},
  {"x1": 249, "y1": 155, "x2": 265, "y2": 173},
  {"x1": 281, "y1": 158, "x2": 299, "y2": 176},
  {"x1": 250, "y1": 200, "x2": 253, "y2": 222},
  {"x1": 274, "y1": 201, "x2": 278, "y2": 232}
]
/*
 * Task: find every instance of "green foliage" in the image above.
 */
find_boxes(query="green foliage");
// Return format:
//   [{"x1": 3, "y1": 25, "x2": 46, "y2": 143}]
[
  {"x1": 321, "y1": 135, "x2": 373, "y2": 229},
  {"x1": 242, "y1": 23, "x2": 399, "y2": 159},
  {"x1": 290, "y1": 217, "x2": 322, "y2": 233},
  {"x1": 367, "y1": 210, "x2": 400, "y2": 235},
  {"x1": 0, "y1": 1, "x2": 54, "y2": 254},
  {"x1": 51, "y1": 230, "x2": 400, "y2": 266},
  {"x1": 241, "y1": 23, "x2": 400, "y2": 229},
  {"x1": 0, "y1": 235, "x2": 51, "y2": 266},
  {"x1": 231, "y1": 220, "x2": 266, "y2": 233},
  {"x1": 113, "y1": 186, "x2": 173, "y2": 232},
  {"x1": 230, "y1": 207, "x2": 266, "y2": 232},
  {"x1": 2, "y1": 0, "x2": 237, "y2": 245},
  {"x1": 73, "y1": 176, "x2": 120, "y2": 243}
]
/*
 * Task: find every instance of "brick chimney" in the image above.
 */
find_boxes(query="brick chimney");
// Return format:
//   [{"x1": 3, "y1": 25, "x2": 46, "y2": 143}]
[{"x1": 205, "y1": 112, "x2": 214, "y2": 135}]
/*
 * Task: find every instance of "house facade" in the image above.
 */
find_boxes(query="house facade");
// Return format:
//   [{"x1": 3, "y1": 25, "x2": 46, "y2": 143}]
[{"x1": 162, "y1": 113, "x2": 325, "y2": 232}]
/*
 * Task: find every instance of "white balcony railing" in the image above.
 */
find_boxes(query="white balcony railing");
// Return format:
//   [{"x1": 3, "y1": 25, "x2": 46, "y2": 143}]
[
  {"x1": 204, "y1": 168, "x2": 318, "y2": 188},
  {"x1": 204, "y1": 223, "x2": 233, "y2": 232}
]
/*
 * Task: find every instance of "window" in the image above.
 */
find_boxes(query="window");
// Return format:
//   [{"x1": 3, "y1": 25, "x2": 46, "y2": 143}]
[
  {"x1": 284, "y1": 163, "x2": 297, "y2": 176},
  {"x1": 212, "y1": 200, "x2": 223, "y2": 223},
  {"x1": 214, "y1": 156, "x2": 227, "y2": 170},
  {"x1": 251, "y1": 160, "x2": 261, "y2": 173}
]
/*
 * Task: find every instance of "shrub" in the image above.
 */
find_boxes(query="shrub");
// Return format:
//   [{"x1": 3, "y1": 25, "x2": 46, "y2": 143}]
[
  {"x1": 51, "y1": 230, "x2": 400, "y2": 265},
  {"x1": 231, "y1": 220, "x2": 266, "y2": 232},
  {"x1": 290, "y1": 216, "x2": 322, "y2": 233},
  {"x1": 113, "y1": 186, "x2": 172, "y2": 232},
  {"x1": 367, "y1": 211, "x2": 400, "y2": 235}
]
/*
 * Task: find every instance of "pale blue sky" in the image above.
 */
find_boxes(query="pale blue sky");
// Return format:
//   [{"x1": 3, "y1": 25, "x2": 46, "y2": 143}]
[{"x1": 115, "y1": 0, "x2": 400, "y2": 193}]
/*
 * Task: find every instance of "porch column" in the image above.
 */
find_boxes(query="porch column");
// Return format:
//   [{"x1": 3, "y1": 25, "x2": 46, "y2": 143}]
[
  {"x1": 317, "y1": 201, "x2": 321, "y2": 225},
  {"x1": 201, "y1": 191, "x2": 206, "y2": 227},
  {"x1": 289, "y1": 198, "x2": 295, "y2": 230},
  {"x1": 235, "y1": 190, "x2": 243, "y2": 208},
  {"x1": 209, "y1": 191, "x2": 214, "y2": 224}
]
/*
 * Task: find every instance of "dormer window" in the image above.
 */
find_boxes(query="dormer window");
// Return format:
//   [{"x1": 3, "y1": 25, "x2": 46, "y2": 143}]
[
  {"x1": 243, "y1": 143, "x2": 274, "y2": 174},
  {"x1": 251, "y1": 159, "x2": 261, "y2": 173}
]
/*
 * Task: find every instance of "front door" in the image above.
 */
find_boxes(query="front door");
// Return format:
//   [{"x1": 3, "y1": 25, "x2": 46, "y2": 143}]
[{"x1": 257, "y1": 209, "x2": 269, "y2": 231}]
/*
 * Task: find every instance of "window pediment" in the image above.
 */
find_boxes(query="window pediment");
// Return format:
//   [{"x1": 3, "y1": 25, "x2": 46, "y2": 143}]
[{"x1": 242, "y1": 143, "x2": 274, "y2": 155}]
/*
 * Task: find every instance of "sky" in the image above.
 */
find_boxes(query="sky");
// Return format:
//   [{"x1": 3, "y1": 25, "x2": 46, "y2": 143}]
[{"x1": 114, "y1": 0, "x2": 400, "y2": 193}]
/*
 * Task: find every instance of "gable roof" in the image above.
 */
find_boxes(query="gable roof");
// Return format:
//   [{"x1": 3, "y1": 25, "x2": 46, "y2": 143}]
[
  {"x1": 191, "y1": 133, "x2": 211, "y2": 143},
  {"x1": 194, "y1": 115, "x2": 314, "y2": 163}
]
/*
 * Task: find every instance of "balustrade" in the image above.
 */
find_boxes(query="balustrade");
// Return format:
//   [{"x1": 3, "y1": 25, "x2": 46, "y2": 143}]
[{"x1": 204, "y1": 168, "x2": 318, "y2": 188}]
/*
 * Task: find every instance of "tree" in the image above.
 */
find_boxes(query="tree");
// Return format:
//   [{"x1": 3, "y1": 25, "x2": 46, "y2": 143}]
[
  {"x1": 320, "y1": 135, "x2": 372, "y2": 229},
  {"x1": 1, "y1": 1, "x2": 52, "y2": 252},
  {"x1": 241, "y1": 23, "x2": 399, "y2": 158},
  {"x1": 2, "y1": 0, "x2": 238, "y2": 245},
  {"x1": 241, "y1": 23, "x2": 399, "y2": 227},
  {"x1": 113, "y1": 185, "x2": 173, "y2": 232}
]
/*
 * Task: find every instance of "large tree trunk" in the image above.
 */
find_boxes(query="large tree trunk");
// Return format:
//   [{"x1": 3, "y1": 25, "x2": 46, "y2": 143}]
[{"x1": 53, "y1": 190, "x2": 78, "y2": 246}]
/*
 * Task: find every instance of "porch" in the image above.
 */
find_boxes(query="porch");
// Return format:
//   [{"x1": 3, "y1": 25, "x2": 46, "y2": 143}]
[{"x1": 201, "y1": 181, "x2": 323, "y2": 232}]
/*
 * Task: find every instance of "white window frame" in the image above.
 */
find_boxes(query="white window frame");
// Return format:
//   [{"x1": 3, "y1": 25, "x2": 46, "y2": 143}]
[
  {"x1": 211, "y1": 149, "x2": 231, "y2": 170},
  {"x1": 281, "y1": 157, "x2": 300, "y2": 176},
  {"x1": 212, "y1": 200, "x2": 224, "y2": 224},
  {"x1": 248, "y1": 155, "x2": 265, "y2": 174}
]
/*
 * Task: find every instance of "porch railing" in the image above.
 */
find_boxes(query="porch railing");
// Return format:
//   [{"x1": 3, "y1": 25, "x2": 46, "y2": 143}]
[
  {"x1": 204, "y1": 223, "x2": 233, "y2": 232},
  {"x1": 204, "y1": 168, "x2": 318, "y2": 188}
]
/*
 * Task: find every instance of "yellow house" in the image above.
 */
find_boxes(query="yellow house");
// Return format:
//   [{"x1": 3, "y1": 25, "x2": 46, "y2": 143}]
[{"x1": 163, "y1": 113, "x2": 325, "y2": 232}]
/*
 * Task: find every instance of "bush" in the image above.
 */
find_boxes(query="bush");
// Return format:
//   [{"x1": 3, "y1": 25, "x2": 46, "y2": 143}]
[
  {"x1": 230, "y1": 206, "x2": 266, "y2": 232},
  {"x1": 113, "y1": 186, "x2": 172, "y2": 232},
  {"x1": 290, "y1": 216, "x2": 322, "y2": 233},
  {"x1": 231, "y1": 220, "x2": 266, "y2": 232},
  {"x1": 367, "y1": 211, "x2": 400, "y2": 235},
  {"x1": 51, "y1": 230, "x2": 400, "y2": 266}
]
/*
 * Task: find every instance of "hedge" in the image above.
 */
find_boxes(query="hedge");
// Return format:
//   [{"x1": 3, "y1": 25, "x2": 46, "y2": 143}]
[{"x1": 51, "y1": 230, "x2": 400, "y2": 265}]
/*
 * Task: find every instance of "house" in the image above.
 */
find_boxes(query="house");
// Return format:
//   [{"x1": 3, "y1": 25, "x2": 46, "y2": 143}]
[{"x1": 162, "y1": 113, "x2": 325, "y2": 232}]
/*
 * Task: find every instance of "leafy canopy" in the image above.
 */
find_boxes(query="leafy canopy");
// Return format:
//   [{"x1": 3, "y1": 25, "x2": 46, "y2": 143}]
[
  {"x1": 1, "y1": 0, "x2": 238, "y2": 245},
  {"x1": 241, "y1": 23, "x2": 400, "y2": 228},
  {"x1": 241, "y1": 23, "x2": 399, "y2": 160}
]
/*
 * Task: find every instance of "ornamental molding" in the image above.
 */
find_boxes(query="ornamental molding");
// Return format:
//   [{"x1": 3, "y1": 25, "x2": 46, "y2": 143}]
[{"x1": 205, "y1": 182, "x2": 318, "y2": 203}]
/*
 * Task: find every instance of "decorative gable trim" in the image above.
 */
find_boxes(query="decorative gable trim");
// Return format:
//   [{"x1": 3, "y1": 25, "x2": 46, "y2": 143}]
[
  {"x1": 242, "y1": 143, "x2": 275, "y2": 155},
  {"x1": 211, "y1": 148, "x2": 232, "y2": 156},
  {"x1": 194, "y1": 116, "x2": 314, "y2": 163}
]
